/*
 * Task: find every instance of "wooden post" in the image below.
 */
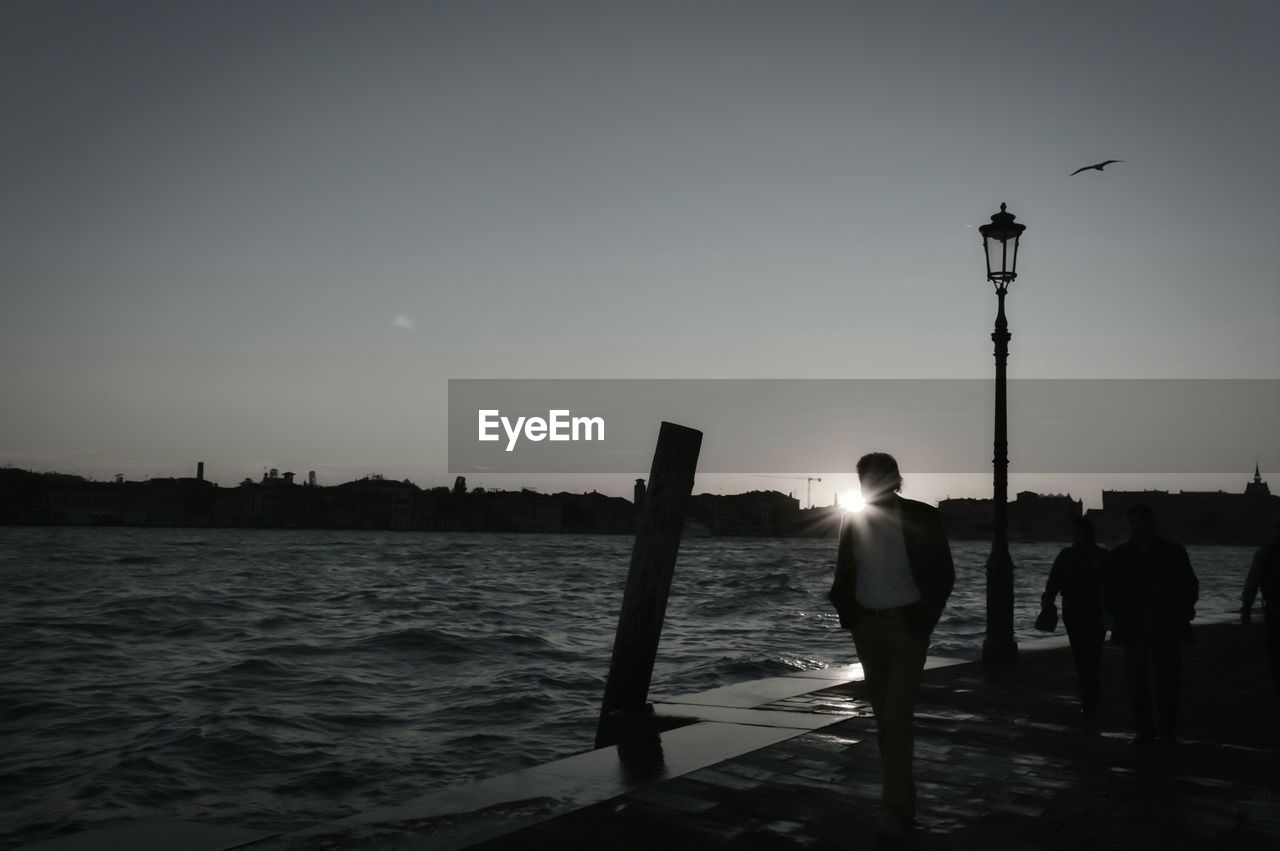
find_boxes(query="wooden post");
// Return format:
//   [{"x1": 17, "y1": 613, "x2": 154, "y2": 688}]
[{"x1": 595, "y1": 421, "x2": 702, "y2": 748}]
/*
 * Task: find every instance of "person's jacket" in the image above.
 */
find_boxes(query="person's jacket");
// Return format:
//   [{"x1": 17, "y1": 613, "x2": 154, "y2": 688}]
[
  {"x1": 1105, "y1": 536, "x2": 1198, "y2": 645},
  {"x1": 828, "y1": 496, "x2": 955, "y2": 639},
  {"x1": 1042, "y1": 544, "x2": 1108, "y2": 629}
]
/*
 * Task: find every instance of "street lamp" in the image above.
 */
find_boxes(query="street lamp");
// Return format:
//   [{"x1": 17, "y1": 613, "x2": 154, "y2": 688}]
[{"x1": 978, "y1": 202, "x2": 1025, "y2": 667}]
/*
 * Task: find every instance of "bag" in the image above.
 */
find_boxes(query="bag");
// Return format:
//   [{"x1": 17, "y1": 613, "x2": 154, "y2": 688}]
[{"x1": 1034, "y1": 602, "x2": 1058, "y2": 632}]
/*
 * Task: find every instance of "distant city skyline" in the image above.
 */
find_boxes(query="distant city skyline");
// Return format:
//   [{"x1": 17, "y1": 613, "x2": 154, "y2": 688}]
[
  {"x1": 10, "y1": 460, "x2": 1273, "y2": 544},
  {"x1": 7, "y1": 457, "x2": 1274, "y2": 513},
  {"x1": 2, "y1": 1, "x2": 1277, "y2": 502}
]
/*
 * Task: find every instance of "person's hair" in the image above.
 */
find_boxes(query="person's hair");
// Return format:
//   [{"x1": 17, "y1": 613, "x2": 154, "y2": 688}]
[
  {"x1": 856, "y1": 452, "x2": 903, "y2": 494},
  {"x1": 1073, "y1": 516, "x2": 1095, "y2": 537},
  {"x1": 1126, "y1": 503, "x2": 1154, "y2": 522}
]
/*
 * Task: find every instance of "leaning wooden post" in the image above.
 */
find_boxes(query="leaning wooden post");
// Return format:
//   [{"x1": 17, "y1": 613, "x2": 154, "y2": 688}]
[{"x1": 595, "y1": 421, "x2": 702, "y2": 749}]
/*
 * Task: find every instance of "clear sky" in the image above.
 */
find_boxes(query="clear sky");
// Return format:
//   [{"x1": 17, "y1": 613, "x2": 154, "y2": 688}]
[{"x1": 2, "y1": 0, "x2": 1277, "y2": 506}]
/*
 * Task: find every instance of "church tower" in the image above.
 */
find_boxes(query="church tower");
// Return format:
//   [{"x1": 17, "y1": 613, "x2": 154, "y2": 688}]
[{"x1": 1245, "y1": 463, "x2": 1270, "y2": 499}]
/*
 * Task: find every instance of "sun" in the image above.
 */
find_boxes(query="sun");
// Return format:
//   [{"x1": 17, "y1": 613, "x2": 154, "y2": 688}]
[{"x1": 838, "y1": 489, "x2": 866, "y2": 513}]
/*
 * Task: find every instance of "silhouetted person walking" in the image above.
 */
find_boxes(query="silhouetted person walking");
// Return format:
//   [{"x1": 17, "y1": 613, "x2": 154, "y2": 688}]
[
  {"x1": 829, "y1": 453, "x2": 955, "y2": 839},
  {"x1": 1241, "y1": 519, "x2": 1280, "y2": 697},
  {"x1": 1106, "y1": 504, "x2": 1198, "y2": 745},
  {"x1": 1042, "y1": 517, "x2": 1108, "y2": 723}
]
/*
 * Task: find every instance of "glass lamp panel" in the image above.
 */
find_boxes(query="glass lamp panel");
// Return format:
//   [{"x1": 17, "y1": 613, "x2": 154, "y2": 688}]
[{"x1": 985, "y1": 236, "x2": 1009, "y2": 280}]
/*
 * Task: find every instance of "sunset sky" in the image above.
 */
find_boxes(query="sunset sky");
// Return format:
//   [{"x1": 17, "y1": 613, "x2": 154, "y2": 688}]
[{"x1": 2, "y1": 0, "x2": 1277, "y2": 507}]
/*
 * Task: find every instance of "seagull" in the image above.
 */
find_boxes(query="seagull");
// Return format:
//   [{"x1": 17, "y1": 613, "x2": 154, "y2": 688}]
[{"x1": 1070, "y1": 159, "x2": 1123, "y2": 176}]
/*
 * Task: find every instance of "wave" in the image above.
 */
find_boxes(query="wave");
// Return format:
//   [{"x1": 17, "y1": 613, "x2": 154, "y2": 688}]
[
  {"x1": 208, "y1": 657, "x2": 298, "y2": 679},
  {"x1": 354, "y1": 626, "x2": 472, "y2": 658},
  {"x1": 710, "y1": 655, "x2": 814, "y2": 678},
  {"x1": 351, "y1": 627, "x2": 563, "y2": 663}
]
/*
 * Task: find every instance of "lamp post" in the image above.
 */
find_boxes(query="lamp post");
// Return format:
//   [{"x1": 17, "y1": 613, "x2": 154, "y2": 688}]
[{"x1": 978, "y1": 202, "x2": 1025, "y2": 667}]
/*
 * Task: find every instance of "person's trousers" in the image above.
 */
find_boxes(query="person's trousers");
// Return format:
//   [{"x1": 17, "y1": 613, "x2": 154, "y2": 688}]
[
  {"x1": 1065, "y1": 622, "x2": 1106, "y2": 716},
  {"x1": 1123, "y1": 638, "x2": 1182, "y2": 738},
  {"x1": 850, "y1": 613, "x2": 929, "y2": 822}
]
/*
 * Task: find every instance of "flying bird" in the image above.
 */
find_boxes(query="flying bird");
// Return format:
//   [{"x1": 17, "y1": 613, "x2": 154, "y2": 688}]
[{"x1": 1070, "y1": 159, "x2": 1123, "y2": 176}]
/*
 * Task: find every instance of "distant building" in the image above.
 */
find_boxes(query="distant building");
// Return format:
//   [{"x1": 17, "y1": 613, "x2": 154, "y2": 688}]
[
  {"x1": 688, "y1": 490, "x2": 800, "y2": 536},
  {"x1": 1010, "y1": 492, "x2": 1082, "y2": 541},
  {"x1": 937, "y1": 497, "x2": 992, "y2": 540},
  {"x1": 1095, "y1": 466, "x2": 1277, "y2": 545},
  {"x1": 792, "y1": 504, "x2": 843, "y2": 538},
  {"x1": 472, "y1": 489, "x2": 563, "y2": 532},
  {"x1": 937, "y1": 492, "x2": 1082, "y2": 542},
  {"x1": 7, "y1": 463, "x2": 216, "y2": 527},
  {"x1": 329, "y1": 476, "x2": 415, "y2": 530},
  {"x1": 554, "y1": 490, "x2": 633, "y2": 534}
]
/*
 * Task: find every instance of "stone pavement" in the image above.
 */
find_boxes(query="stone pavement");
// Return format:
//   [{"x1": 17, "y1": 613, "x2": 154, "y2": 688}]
[{"x1": 462, "y1": 619, "x2": 1278, "y2": 850}]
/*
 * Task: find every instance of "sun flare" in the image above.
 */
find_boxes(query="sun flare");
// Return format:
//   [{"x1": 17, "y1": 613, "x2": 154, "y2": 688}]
[{"x1": 838, "y1": 489, "x2": 866, "y2": 513}]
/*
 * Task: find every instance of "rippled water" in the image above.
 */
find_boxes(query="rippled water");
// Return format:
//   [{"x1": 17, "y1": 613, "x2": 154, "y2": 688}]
[{"x1": 0, "y1": 528, "x2": 1255, "y2": 847}]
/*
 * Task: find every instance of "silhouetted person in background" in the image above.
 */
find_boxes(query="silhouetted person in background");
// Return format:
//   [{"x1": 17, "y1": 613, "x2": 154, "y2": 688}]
[
  {"x1": 1042, "y1": 517, "x2": 1109, "y2": 723},
  {"x1": 1241, "y1": 519, "x2": 1280, "y2": 697},
  {"x1": 1106, "y1": 504, "x2": 1199, "y2": 745},
  {"x1": 829, "y1": 452, "x2": 955, "y2": 839}
]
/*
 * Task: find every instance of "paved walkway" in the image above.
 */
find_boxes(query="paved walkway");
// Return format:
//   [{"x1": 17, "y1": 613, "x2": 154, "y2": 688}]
[
  {"x1": 225, "y1": 618, "x2": 1278, "y2": 850},
  {"x1": 462, "y1": 619, "x2": 1278, "y2": 850}
]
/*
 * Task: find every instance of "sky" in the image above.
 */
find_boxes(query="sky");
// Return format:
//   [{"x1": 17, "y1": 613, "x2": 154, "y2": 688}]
[{"x1": 2, "y1": 0, "x2": 1277, "y2": 507}]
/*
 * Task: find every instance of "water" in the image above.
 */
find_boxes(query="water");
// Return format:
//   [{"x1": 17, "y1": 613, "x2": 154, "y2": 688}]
[{"x1": 0, "y1": 528, "x2": 1255, "y2": 847}]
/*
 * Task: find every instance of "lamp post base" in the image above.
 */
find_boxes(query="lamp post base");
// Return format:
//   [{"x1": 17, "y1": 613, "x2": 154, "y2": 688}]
[{"x1": 982, "y1": 635, "x2": 1019, "y2": 667}]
